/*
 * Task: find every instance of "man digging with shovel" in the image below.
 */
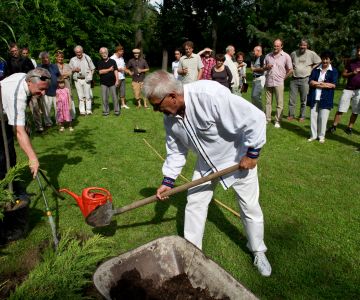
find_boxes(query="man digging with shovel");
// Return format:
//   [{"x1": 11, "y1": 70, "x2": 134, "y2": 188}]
[{"x1": 142, "y1": 70, "x2": 271, "y2": 277}]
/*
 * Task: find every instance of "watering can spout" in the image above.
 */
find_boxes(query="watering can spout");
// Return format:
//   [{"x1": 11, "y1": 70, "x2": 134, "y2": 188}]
[{"x1": 59, "y1": 188, "x2": 85, "y2": 213}]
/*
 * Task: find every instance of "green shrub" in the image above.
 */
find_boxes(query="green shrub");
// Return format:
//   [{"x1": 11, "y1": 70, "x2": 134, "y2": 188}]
[
  {"x1": 0, "y1": 163, "x2": 27, "y2": 220},
  {"x1": 9, "y1": 230, "x2": 112, "y2": 300}
]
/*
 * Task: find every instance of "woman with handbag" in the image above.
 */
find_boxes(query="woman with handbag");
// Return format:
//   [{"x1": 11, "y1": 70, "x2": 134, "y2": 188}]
[{"x1": 211, "y1": 54, "x2": 233, "y2": 90}]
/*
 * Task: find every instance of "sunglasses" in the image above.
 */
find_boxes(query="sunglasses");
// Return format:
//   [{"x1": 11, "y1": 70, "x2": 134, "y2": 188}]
[
  {"x1": 30, "y1": 75, "x2": 51, "y2": 81},
  {"x1": 153, "y1": 94, "x2": 168, "y2": 111}
]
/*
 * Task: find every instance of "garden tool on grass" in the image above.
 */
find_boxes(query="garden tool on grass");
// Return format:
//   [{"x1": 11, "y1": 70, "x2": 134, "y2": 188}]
[
  {"x1": 85, "y1": 164, "x2": 241, "y2": 227},
  {"x1": 38, "y1": 169, "x2": 65, "y2": 200},
  {"x1": 36, "y1": 174, "x2": 59, "y2": 249},
  {"x1": 134, "y1": 125, "x2": 146, "y2": 133}
]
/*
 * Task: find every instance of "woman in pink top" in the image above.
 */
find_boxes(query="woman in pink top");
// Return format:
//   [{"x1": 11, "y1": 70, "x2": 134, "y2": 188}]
[{"x1": 56, "y1": 77, "x2": 73, "y2": 132}]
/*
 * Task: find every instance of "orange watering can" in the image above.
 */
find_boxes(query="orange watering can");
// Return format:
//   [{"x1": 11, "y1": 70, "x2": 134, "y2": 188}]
[{"x1": 59, "y1": 187, "x2": 112, "y2": 218}]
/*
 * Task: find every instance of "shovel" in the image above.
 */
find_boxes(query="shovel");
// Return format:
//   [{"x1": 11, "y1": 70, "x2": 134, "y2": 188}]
[{"x1": 85, "y1": 164, "x2": 240, "y2": 227}]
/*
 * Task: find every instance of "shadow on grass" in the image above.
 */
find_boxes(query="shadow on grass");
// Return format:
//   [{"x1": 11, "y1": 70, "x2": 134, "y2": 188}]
[
  {"x1": 132, "y1": 186, "x2": 248, "y2": 254},
  {"x1": 260, "y1": 220, "x2": 359, "y2": 298},
  {"x1": 19, "y1": 155, "x2": 82, "y2": 238},
  {"x1": 280, "y1": 119, "x2": 360, "y2": 148}
]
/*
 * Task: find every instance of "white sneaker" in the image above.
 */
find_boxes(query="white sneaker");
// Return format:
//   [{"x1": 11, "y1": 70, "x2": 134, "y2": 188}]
[
  {"x1": 307, "y1": 137, "x2": 316, "y2": 142},
  {"x1": 121, "y1": 105, "x2": 130, "y2": 109},
  {"x1": 319, "y1": 137, "x2": 325, "y2": 144},
  {"x1": 254, "y1": 252, "x2": 272, "y2": 277},
  {"x1": 274, "y1": 122, "x2": 281, "y2": 128}
]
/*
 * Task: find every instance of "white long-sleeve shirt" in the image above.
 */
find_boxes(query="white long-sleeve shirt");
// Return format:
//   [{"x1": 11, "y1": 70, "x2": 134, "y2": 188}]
[{"x1": 162, "y1": 80, "x2": 266, "y2": 189}]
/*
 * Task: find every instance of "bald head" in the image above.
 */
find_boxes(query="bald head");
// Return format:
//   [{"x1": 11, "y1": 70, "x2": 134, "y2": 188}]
[{"x1": 253, "y1": 46, "x2": 262, "y2": 57}]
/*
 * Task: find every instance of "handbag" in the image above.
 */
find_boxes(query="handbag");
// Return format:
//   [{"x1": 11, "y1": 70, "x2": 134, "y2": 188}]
[
  {"x1": 241, "y1": 79, "x2": 249, "y2": 93},
  {"x1": 84, "y1": 55, "x2": 95, "y2": 87}
]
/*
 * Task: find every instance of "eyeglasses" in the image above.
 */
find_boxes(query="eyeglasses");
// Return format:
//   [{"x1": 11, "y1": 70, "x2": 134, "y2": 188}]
[
  {"x1": 30, "y1": 75, "x2": 51, "y2": 81},
  {"x1": 152, "y1": 94, "x2": 168, "y2": 111}
]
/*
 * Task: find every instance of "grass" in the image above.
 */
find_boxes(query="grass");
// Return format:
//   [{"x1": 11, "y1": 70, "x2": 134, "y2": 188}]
[{"x1": 1, "y1": 75, "x2": 359, "y2": 299}]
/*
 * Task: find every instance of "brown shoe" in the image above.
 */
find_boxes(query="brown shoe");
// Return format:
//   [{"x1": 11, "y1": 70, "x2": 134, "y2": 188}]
[
  {"x1": 287, "y1": 116, "x2": 294, "y2": 121},
  {"x1": 299, "y1": 118, "x2": 305, "y2": 122}
]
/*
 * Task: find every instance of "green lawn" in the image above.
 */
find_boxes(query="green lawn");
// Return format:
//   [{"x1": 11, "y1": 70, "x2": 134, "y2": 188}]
[{"x1": 1, "y1": 76, "x2": 359, "y2": 299}]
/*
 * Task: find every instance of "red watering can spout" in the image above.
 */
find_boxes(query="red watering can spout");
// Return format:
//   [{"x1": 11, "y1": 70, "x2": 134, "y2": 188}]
[{"x1": 59, "y1": 187, "x2": 112, "y2": 218}]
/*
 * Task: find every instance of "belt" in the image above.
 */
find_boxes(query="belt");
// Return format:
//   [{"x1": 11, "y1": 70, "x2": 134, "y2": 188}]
[
  {"x1": 253, "y1": 74, "x2": 264, "y2": 78},
  {"x1": 78, "y1": 76, "x2": 85, "y2": 79},
  {"x1": 293, "y1": 76, "x2": 309, "y2": 79}
]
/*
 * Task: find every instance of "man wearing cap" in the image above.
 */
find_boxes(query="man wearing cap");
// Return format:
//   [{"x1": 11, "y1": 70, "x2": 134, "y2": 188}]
[
  {"x1": 126, "y1": 48, "x2": 149, "y2": 108},
  {"x1": 198, "y1": 48, "x2": 216, "y2": 80},
  {"x1": 177, "y1": 41, "x2": 204, "y2": 84}
]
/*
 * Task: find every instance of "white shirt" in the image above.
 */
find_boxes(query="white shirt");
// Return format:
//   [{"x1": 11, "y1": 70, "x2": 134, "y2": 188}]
[
  {"x1": 315, "y1": 64, "x2": 333, "y2": 100},
  {"x1": 0, "y1": 73, "x2": 29, "y2": 126},
  {"x1": 224, "y1": 54, "x2": 240, "y2": 89},
  {"x1": 110, "y1": 54, "x2": 126, "y2": 80},
  {"x1": 172, "y1": 60, "x2": 182, "y2": 80},
  {"x1": 162, "y1": 80, "x2": 266, "y2": 189},
  {"x1": 69, "y1": 54, "x2": 95, "y2": 81}
]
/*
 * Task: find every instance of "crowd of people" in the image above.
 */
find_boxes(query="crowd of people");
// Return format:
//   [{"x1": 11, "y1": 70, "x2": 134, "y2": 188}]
[
  {"x1": 171, "y1": 39, "x2": 360, "y2": 144},
  {"x1": 0, "y1": 43, "x2": 151, "y2": 133},
  {"x1": 1, "y1": 38, "x2": 359, "y2": 276}
]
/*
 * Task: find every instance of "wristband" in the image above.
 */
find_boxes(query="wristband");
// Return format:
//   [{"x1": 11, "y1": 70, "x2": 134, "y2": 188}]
[
  {"x1": 246, "y1": 147, "x2": 261, "y2": 159},
  {"x1": 162, "y1": 177, "x2": 175, "y2": 188}
]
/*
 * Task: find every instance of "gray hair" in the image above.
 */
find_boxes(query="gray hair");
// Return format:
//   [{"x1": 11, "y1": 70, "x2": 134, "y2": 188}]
[
  {"x1": 226, "y1": 45, "x2": 234, "y2": 53},
  {"x1": 26, "y1": 67, "x2": 51, "y2": 84},
  {"x1": 99, "y1": 47, "x2": 108, "y2": 55},
  {"x1": 39, "y1": 51, "x2": 49, "y2": 59},
  {"x1": 143, "y1": 70, "x2": 183, "y2": 100},
  {"x1": 74, "y1": 45, "x2": 83, "y2": 52}
]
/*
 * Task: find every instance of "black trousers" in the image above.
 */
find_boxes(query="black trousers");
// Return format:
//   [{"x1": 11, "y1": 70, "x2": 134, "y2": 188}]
[{"x1": 0, "y1": 121, "x2": 24, "y2": 195}]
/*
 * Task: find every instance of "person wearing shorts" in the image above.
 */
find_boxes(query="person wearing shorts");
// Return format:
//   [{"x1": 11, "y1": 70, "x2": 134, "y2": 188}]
[
  {"x1": 126, "y1": 48, "x2": 149, "y2": 108},
  {"x1": 327, "y1": 44, "x2": 360, "y2": 135}
]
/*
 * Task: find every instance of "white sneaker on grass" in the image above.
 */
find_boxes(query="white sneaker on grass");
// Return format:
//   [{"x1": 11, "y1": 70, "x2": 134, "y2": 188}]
[
  {"x1": 254, "y1": 252, "x2": 272, "y2": 277},
  {"x1": 121, "y1": 105, "x2": 130, "y2": 109},
  {"x1": 274, "y1": 122, "x2": 281, "y2": 128}
]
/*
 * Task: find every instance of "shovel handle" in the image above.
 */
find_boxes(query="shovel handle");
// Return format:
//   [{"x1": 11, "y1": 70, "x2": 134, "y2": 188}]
[{"x1": 113, "y1": 164, "x2": 240, "y2": 215}]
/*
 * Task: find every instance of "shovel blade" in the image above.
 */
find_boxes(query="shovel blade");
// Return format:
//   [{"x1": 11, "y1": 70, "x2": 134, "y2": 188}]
[{"x1": 85, "y1": 201, "x2": 114, "y2": 227}]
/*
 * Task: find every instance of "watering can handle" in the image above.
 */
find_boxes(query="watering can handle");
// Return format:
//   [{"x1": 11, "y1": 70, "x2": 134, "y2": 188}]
[{"x1": 113, "y1": 164, "x2": 240, "y2": 215}]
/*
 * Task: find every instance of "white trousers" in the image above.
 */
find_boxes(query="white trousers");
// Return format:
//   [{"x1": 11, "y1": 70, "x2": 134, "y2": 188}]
[
  {"x1": 184, "y1": 161, "x2": 267, "y2": 253},
  {"x1": 74, "y1": 79, "x2": 92, "y2": 114},
  {"x1": 310, "y1": 102, "x2": 330, "y2": 139},
  {"x1": 42, "y1": 95, "x2": 56, "y2": 126},
  {"x1": 251, "y1": 76, "x2": 265, "y2": 110}
]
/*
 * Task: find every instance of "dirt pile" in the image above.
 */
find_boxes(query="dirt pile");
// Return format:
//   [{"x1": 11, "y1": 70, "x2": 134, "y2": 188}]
[{"x1": 110, "y1": 268, "x2": 230, "y2": 300}]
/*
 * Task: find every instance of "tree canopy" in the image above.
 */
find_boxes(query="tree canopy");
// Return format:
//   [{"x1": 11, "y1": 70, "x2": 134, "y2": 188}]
[{"x1": 0, "y1": 0, "x2": 359, "y2": 65}]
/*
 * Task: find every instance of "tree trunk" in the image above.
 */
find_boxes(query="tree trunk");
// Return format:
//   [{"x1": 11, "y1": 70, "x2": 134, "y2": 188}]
[
  {"x1": 211, "y1": 19, "x2": 218, "y2": 54},
  {"x1": 162, "y1": 49, "x2": 168, "y2": 70},
  {"x1": 133, "y1": 0, "x2": 144, "y2": 50}
]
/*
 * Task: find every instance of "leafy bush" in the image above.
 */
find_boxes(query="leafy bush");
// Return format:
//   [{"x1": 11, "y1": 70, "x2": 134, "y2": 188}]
[
  {"x1": 9, "y1": 230, "x2": 113, "y2": 300},
  {"x1": 0, "y1": 163, "x2": 27, "y2": 220}
]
